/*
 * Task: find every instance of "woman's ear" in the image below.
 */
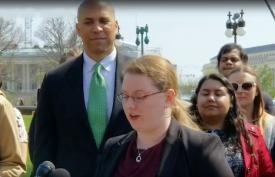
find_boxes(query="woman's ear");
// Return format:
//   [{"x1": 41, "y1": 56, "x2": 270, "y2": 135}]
[{"x1": 165, "y1": 89, "x2": 176, "y2": 106}]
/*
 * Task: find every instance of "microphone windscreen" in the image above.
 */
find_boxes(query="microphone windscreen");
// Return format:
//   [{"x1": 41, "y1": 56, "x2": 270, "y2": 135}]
[
  {"x1": 35, "y1": 161, "x2": 55, "y2": 177},
  {"x1": 41, "y1": 161, "x2": 55, "y2": 170},
  {"x1": 49, "y1": 168, "x2": 71, "y2": 177}
]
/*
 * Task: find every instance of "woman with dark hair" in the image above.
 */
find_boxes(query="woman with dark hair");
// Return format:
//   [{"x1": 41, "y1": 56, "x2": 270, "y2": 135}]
[
  {"x1": 227, "y1": 65, "x2": 275, "y2": 162},
  {"x1": 190, "y1": 73, "x2": 274, "y2": 177}
]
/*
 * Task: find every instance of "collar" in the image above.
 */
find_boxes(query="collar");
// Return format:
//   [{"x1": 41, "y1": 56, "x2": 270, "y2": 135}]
[
  {"x1": 83, "y1": 48, "x2": 117, "y2": 73},
  {"x1": 107, "y1": 119, "x2": 181, "y2": 177}
]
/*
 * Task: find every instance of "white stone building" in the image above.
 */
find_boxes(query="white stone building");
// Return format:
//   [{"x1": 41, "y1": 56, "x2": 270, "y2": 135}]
[{"x1": 0, "y1": 41, "x2": 161, "y2": 105}]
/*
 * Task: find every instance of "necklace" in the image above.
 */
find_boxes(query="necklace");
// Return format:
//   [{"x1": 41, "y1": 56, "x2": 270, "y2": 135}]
[{"x1": 136, "y1": 148, "x2": 146, "y2": 163}]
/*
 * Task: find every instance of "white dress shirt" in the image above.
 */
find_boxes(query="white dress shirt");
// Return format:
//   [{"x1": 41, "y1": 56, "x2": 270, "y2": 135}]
[{"x1": 83, "y1": 48, "x2": 117, "y2": 120}]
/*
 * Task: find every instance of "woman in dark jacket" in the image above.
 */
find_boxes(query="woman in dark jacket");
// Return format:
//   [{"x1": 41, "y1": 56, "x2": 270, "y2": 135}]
[{"x1": 95, "y1": 55, "x2": 234, "y2": 177}]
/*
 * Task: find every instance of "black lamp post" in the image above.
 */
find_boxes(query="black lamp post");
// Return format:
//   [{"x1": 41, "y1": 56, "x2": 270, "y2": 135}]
[
  {"x1": 115, "y1": 25, "x2": 123, "y2": 40},
  {"x1": 135, "y1": 24, "x2": 149, "y2": 56},
  {"x1": 225, "y1": 10, "x2": 246, "y2": 44}
]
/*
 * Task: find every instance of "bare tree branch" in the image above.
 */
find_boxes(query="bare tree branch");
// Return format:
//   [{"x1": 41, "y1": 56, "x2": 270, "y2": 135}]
[
  {"x1": 35, "y1": 17, "x2": 82, "y2": 65},
  {"x1": 0, "y1": 17, "x2": 22, "y2": 53}
]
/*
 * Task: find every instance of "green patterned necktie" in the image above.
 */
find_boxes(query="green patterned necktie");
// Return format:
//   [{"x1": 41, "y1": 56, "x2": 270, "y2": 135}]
[{"x1": 88, "y1": 63, "x2": 107, "y2": 148}]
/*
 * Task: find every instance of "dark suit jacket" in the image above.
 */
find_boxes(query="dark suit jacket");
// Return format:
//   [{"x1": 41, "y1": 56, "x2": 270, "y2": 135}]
[
  {"x1": 30, "y1": 51, "x2": 133, "y2": 177},
  {"x1": 95, "y1": 118, "x2": 234, "y2": 177}
]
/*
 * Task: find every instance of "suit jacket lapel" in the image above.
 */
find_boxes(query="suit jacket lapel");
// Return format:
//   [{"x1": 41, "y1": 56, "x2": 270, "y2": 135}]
[
  {"x1": 104, "y1": 131, "x2": 136, "y2": 177},
  {"x1": 102, "y1": 52, "x2": 129, "y2": 142},
  {"x1": 157, "y1": 119, "x2": 181, "y2": 177},
  {"x1": 109, "y1": 51, "x2": 126, "y2": 122},
  {"x1": 66, "y1": 55, "x2": 94, "y2": 139},
  {"x1": 103, "y1": 120, "x2": 181, "y2": 177}
]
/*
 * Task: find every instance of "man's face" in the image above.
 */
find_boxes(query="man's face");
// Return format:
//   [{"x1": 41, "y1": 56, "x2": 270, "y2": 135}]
[
  {"x1": 218, "y1": 49, "x2": 243, "y2": 77},
  {"x1": 76, "y1": 4, "x2": 118, "y2": 58}
]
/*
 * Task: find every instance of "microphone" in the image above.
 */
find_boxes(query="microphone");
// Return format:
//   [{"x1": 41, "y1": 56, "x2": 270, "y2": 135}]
[
  {"x1": 35, "y1": 161, "x2": 55, "y2": 177},
  {"x1": 49, "y1": 168, "x2": 71, "y2": 177}
]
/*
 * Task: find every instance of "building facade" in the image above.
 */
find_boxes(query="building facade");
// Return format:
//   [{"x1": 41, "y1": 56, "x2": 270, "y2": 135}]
[
  {"x1": 0, "y1": 48, "x2": 55, "y2": 105},
  {"x1": 0, "y1": 41, "x2": 161, "y2": 105}
]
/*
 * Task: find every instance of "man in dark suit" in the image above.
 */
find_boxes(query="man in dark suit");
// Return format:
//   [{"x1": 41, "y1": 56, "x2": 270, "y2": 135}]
[{"x1": 30, "y1": 1, "x2": 132, "y2": 177}]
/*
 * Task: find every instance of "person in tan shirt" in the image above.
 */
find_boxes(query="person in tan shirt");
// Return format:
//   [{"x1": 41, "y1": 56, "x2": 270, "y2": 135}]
[{"x1": 0, "y1": 83, "x2": 26, "y2": 176}]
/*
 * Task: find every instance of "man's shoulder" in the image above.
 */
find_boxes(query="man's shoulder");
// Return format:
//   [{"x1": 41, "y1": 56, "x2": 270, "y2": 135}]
[
  {"x1": 116, "y1": 51, "x2": 134, "y2": 62},
  {"x1": 45, "y1": 55, "x2": 83, "y2": 80},
  {"x1": 0, "y1": 92, "x2": 16, "y2": 121},
  {"x1": 52, "y1": 55, "x2": 82, "y2": 73}
]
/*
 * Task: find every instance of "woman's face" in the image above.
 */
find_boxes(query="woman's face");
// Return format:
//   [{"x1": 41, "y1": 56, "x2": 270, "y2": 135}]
[
  {"x1": 197, "y1": 79, "x2": 231, "y2": 125},
  {"x1": 121, "y1": 73, "x2": 172, "y2": 133},
  {"x1": 227, "y1": 71, "x2": 257, "y2": 109},
  {"x1": 218, "y1": 49, "x2": 243, "y2": 77}
]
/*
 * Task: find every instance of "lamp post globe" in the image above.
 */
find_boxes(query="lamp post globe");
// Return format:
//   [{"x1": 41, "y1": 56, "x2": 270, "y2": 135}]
[
  {"x1": 225, "y1": 9, "x2": 246, "y2": 44},
  {"x1": 135, "y1": 24, "x2": 150, "y2": 56}
]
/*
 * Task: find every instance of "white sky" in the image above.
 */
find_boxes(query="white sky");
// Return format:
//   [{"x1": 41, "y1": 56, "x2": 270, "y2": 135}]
[{"x1": 0, "y1": 1, "x2": 275, "y2": 78}]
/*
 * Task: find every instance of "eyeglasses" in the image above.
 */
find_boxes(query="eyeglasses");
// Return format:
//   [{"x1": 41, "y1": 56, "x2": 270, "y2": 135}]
[
  {"x1": 117, "y1": 91, "x2": 162, "y2": 104},
  {"x1": 231, "y1": 82, "x2": 256, "y2": 91}
]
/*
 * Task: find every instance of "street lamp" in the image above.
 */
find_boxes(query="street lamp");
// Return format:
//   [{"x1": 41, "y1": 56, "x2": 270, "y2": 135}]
[
  {"x1": 115, "y1": 25, "x2": 123, "y2": 40},
  {"x1": 225, "y1": 10, "x2": 246, "y2": 44},
  {"x1": 135, "y1": 24, "x2": 149, "y2": 56}
]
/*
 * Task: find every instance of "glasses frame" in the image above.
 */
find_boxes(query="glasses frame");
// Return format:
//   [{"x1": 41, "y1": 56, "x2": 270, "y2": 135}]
[
  {"x1": 117, "y1": 91, "x2": 163, "y2": 103},
  {"x1": 231, "y1": 82, "x2": 256, "y2": 91}
]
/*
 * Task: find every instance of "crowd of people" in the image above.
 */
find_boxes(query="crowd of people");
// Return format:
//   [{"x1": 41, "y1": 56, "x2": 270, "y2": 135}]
[
  {"x1": 189, "y1": 74, "x2": 274, "y2": 177},
  {"x1": 0, "y1": 0, "x2": 275, "y2": 177}
]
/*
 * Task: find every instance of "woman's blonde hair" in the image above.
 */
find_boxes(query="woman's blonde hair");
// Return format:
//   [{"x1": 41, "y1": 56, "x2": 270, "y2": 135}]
[
  {"x1": 123, "y1": 55, "x2": 200, "y2": 130},
  {"x1": 228, "y1": 65, "x2": 264, "y2": 123}
]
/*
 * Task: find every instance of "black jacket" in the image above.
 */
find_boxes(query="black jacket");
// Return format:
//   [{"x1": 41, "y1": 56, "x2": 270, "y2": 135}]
[{"x1": 95, "y1": 118, "x2": 234, "y2": 177}]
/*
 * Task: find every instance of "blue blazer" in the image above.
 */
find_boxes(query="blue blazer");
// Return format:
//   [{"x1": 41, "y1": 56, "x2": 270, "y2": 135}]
[
  {"x1": 95, "y1": 118, "x2": 234, "y2": 177},
  {"x1": 31, "y1": 51, "x2": 133, "y2": 177}
]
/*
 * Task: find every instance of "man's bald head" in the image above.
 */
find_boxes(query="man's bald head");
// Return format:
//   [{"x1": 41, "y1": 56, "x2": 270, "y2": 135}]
[
  {"x1": 77, "y1": 0, "x2": 116, "y2": 22},
  {"x1": 76, "y1": 0, "x2": 119, "y2": 61}
]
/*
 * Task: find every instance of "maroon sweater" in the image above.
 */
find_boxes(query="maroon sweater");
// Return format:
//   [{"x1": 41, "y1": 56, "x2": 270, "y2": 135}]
[{"x1": 113, "y1": 139, "x2": 165, "y2": 177}]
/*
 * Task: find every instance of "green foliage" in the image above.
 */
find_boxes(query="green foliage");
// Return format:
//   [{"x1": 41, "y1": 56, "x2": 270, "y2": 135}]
[
  {"x1": 22, "y1": 115, "x2": 33, "y2": 177},
  {"x1": 255, "y1": 65, "x2": 275, "y2": 98},
  {"x1": 22, "y1": 153, "x2": 33, "y2": 177}
]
